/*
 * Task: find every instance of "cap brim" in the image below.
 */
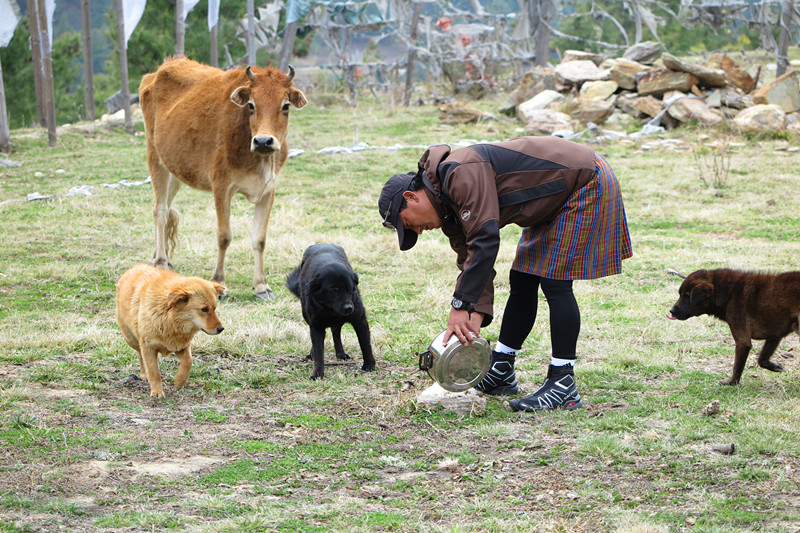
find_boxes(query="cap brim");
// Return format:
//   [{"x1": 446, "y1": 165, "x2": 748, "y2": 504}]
[{"x1": 398, "y1": 228, "x2": 418, "y2": 251}]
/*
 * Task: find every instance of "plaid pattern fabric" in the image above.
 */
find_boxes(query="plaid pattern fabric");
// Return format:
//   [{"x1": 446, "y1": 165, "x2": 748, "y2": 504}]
[{"x1": 511, "y1": 154, "x2": 632, "y2": 280}]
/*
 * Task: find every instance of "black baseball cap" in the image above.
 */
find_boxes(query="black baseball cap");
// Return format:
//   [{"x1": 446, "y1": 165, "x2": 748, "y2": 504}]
[{"x1": 378, "y1": 171, "x2": 418, "y2": 251}]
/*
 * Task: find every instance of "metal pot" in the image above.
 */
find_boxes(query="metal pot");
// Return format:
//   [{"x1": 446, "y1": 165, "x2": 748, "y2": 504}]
[{"x1": 417, "y1": 330, "x2": 491, "y2": 392}]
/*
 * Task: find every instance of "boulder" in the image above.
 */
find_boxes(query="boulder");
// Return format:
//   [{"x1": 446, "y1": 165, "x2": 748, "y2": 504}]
[
  {"x1": 416, "y1": 383, "x2": 486, "y2": 414},
  {"x1": 438, "y1": 102, "x2": 483, "y2": 124},
  {"x1": 637, "y1": 68, "x2": 699, "y2": 97},
  {"x1": 580, "y1": 80, "x2": 619, "y2": 100},
  {"x1": 732, "y1": 104, "x2": 787, "y2": 133},
  {"x1": 509, "y1": 66, "x2": 555, "y2": 105},
  {"x1": 568, "y1": 98, "x2": 615, "y2": 125},
  {"x1": 707, "y1": 53, "x2": 756, "y2": 93},
  {"x1": 516, "y1": 90, "x2": 565, "y2": 118},
  {"x1": 554, "y1": 60, "x2": 607, "y2": 90},
  {"x1": 609, "y1": 58, "x2": 650, "y2": 90},
  {"x1": 752, "y1": 70, "x2": 800, "y2": 113},
  {"x1": 667, "y1": 97, "x2": 723, "y2": 126},
  {"x1": 622, "y1": 41, "x2": 662, "y2": 65},
  {"x1": 662, "y1": 53, "x2": 727, "y2": 87},
  {"x1": 519, "y1": 108, "x2": 573, "y2": 135},
  {"x1": 562, "y1": 50, "x2": 603, "y2": 65},
  {"x1": 616, "y1": 93, "x2": 663, "y2": 119}
]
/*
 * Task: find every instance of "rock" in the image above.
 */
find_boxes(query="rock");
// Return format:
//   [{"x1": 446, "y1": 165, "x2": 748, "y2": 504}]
[
  {"x1": 711, "y1": 443, "x2": 735, "y2": 455},
  {"x1": 662, "y1": 53, "x2": 727, "y2": 87},
  {"x1": 667, "y1": 97, "x2": 723, "y2": 126},
  {"x1": 510, "y1": 66, "x2": 555, "y2": 105},
  {"x1": 752, "y1": 70, "x2": 800, "y2": 113},
  {"x1": 519, "y1": 108, "x2": 573, "y2": 135},
  {"x1": 616, "y1": 93, "x2": 663, "y2": 119},
  {"x1": 516, "y1": 89, "x2": 565, "y2": 118},
  {"x1": 438, "y1": 102, "x2": 483, "y2": 124},
  {"x1": 580, "y1": 80, "x2": 618, "y2": 100},
  {"x1": 622, "y1": 41, "x2": 662, "y2": 65},
  {"x1": 708, "y1": 53, "x2": 756, "y2": 93},
  {"x1": 701, "y1": 399, "x2": 720, "y2": 416},
  {"x1": 554, "y1": 60, "x2": 607, "y2": 90},
  {"x1": 562, "y1": 50, "x2": 603, "y2": 65},
  {"x1": 609, "y1": 58, "x2": 651, "y2": 90},
  {"x1": 568, "y1": 98, "x2": 615, "y2": 125},
  {"x1": 637, "y1": 68, "x2": 699, "y2": 97},
  {"x1": 416, "y1": 383, "x2": 486, "y2": 414},
  {"x1": 732, "y1": 104, "x2": 787, "y2": 133},
  {"x1": 717, "y1": 89, "x2": 753, "y2": 110}
]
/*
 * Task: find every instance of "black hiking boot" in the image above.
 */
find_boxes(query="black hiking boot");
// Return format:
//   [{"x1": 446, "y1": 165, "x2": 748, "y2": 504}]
[
  {"x1": 475, "y1": 351, "x2": 519, "y2": 395},
  {"x1": 509, "y1": 364, "x2": 583, "y2": 412}
]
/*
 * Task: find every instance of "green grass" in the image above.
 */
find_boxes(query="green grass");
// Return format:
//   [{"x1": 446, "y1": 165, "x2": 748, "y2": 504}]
[{"x1": 0, "y1": 92, "x2": 799, "y2": 532}]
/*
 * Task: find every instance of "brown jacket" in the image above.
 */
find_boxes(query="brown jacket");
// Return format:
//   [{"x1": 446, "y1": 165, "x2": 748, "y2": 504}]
[{"x1": 418, "y1": 136, "x2": 596, "y2": 324}]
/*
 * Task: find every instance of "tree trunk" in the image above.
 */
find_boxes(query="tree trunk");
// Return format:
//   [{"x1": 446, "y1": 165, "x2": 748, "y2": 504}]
[
  {"x1": 279, "y1": 20, "x2": 299, "y2": 72},
  {"x1": 403, "y1": 2, "x2": 421, "y2": 107},
  {"x1": 531, "y1": 0, "x2": 552, "y2": 67},
  {"x1": 81, "y1": 0, "x2": 95, "y2": 121},
  {"x1": 0, "y1": 56, "x2": 10, "y2": 153},
  {"x1": 246, "y1": 0, "x2": 256, "y2": 64},
  {"x1": 27, "y1": 0, "x2": 45, "y2": 127},
  {"x1": 35, "y1": 0, "x2": 56, "y2": 147},
  {"x1": 776, "y1": 0, "x2": 795, "y2": 77},
  {"x1": 210, "y1": 23, "x2": 218, "y2": 67},
  {"x1": 114, "y1": 0, "x2": 133, "y2": 133},
  {"x1": 175, "y1": 0, "x2": 185, "y2": 55}
]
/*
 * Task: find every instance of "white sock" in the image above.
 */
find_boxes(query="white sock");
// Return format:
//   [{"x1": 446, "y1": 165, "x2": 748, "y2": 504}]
[
  {"x1": 551, "y1": 357, "x2": 575, "y2": 367},
  {"x1": 494, "y1": 342, "x2": 519, "y2": 356}
]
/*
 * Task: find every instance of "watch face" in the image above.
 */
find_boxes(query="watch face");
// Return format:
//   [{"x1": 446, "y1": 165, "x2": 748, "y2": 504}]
[{"x1": 452, "y1": 298, "x2": 463, "y2": 309}]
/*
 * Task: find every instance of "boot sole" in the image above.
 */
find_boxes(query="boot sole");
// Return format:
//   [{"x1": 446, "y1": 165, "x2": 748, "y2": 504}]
[
  {"x1": 510, "y1": 398, "x2": 583, "y2": 412},
  {"x1": 477, "y1": 385, "x2": 519, "y2": 396}
]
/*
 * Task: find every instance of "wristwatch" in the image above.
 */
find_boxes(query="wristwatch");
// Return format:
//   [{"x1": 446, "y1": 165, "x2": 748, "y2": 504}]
[{"x1": 451, "y1": 297, "x2": 473, "y2": 312}]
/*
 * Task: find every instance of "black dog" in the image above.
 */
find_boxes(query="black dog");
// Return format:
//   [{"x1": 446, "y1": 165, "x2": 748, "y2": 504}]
[
  {"x1": 287, "y1": 243, "x2": 376, "y2": 380},
  {"x1": 668, "y1": 268, "x2": 800, "y2": 385}
]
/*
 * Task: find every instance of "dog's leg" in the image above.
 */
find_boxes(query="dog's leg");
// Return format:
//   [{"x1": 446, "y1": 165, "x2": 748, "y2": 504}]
[
  {"x1": 137, "y1": 350, "x2": 147, "y2": 381},
  {"x1": 331, "y1": 325, "x2": 351, "y2": 360},
  {"x1": 142, "y1": 347, "x2": 165, "y2": 397},
  {"x1": 721, "y1": 337, "x2": 751, "y2": 385},
  {"x1": 757, "y1": 338, "x2": 784, "y2": 372},
  {"x1": 173, "y1": 347, "x2": 193, "y2": 390},
  {"x1": 310, "y1": 327, "x2": 326, "y2": 380},
  {"x1": 351, "y1": 318, "x2": 375, "y2": 372}
]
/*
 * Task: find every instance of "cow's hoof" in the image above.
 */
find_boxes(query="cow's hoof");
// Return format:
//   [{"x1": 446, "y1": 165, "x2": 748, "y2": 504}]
[{"x1": 254, "y1": 290, "x2": 275, "y2": 301}]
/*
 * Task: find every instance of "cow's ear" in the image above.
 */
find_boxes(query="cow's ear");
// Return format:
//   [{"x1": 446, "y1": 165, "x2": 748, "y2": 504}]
[
  {"x1": 289, "y1": 88, "x2": 307, "y2": 109},
  {"x1": 168, "y1": 289, "x2": 191, "y2": 309},
  {"x1": 230, "y1": 87, "x2": 252, "y2": 107}
]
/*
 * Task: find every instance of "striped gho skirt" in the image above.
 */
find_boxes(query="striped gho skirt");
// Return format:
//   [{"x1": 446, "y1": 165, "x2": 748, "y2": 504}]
[{"x1": 511, "y1": 153, "x2": 632, "y2": 280}]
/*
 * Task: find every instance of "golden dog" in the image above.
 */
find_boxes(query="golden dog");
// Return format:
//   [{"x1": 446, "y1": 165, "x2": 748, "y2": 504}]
[{"x1": 115, "y1": 264, "x2": 225, "y2": 397}]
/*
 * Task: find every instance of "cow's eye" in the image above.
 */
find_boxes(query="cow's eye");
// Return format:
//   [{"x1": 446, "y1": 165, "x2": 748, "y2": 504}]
[
  {"x1": 281, "y1": 102, "x2": 290, "y2": 112},
  {"x1": 247, "y1": 102, "x2": 255, "y2": 113}
]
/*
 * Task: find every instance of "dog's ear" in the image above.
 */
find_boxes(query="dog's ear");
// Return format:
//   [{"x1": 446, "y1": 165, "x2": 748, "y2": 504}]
[
  {"x1": 167, "y1": 288, "x2": 191, "y2": 309},
  {"x1": 689, "y1": 280, "x2": 713, "y2": 305},
  {"x1": 309, "y1": 274, "x2": 322, "y2": 294},
  {"x1": 352, "y1": 272, "x2": 359, "y2": 286},
  {"x1": 212, "y1": 282, "x2": 227, "y2": 298}
]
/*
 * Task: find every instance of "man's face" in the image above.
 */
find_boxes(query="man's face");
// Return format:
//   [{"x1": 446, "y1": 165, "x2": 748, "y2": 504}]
[{"x1": 400, "y1": 190, "x2": 442, "y2": 234}]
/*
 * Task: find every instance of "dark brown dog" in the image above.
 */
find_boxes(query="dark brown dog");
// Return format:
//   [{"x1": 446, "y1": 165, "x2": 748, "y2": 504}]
[{"x1": 668, "y1": 268, "x2": 800, "y2": 385}]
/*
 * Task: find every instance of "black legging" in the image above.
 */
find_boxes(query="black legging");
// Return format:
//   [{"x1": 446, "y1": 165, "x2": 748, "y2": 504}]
[{"x1": 498, "y1": 269, "x2": 580, "y2": 359}]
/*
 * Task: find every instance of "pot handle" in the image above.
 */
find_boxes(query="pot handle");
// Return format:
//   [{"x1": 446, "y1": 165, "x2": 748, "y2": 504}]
[{"x1": 418, "y1": 350, "x2": 433, "y2": 371}]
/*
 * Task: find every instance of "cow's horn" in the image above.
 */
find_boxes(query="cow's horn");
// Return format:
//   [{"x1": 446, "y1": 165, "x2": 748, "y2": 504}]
[
  {"x1": 286, "y1": 65, "x2": 295, "y2": 82},
  {"x1": 246, "y1": 66, "x2": 256, "y2": 81}
]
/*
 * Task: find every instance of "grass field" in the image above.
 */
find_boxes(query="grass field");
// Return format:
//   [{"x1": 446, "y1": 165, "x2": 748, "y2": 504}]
[{"x1": 1, "y1": 94, "x2": 799, "y2": 532}]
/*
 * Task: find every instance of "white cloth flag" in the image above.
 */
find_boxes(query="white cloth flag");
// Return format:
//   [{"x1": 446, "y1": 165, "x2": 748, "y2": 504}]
[
  {"x1": 182, "y1": 0, "x2": 200, "y2": 21},
  {"x1": 208, "y1": 0, "x2": 220, "y2": 30},
  {"x1": 122, "y1": 0, "x2": 147, "y2": 46},
  {"x1": 0, "y1": 0, "x2": 21, "y2": 48}
]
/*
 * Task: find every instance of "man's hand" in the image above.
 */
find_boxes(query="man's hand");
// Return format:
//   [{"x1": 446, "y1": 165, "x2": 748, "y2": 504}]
[{"x1": 443, "y1": 309, "x2": 484, "y2": 346}]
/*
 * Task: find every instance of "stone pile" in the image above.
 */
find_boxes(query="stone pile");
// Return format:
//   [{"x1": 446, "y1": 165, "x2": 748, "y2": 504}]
[{"x1": 509, "y1": 42, "x2": 800, "y2": 136}]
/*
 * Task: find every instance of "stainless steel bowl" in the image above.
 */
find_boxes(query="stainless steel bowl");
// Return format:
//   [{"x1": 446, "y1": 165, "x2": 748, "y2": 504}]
[{"x1": 417, "y1": 330, "x2": 491, "y2": 392}]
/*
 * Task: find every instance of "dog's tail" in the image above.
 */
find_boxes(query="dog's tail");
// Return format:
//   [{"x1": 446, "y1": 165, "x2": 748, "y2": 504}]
[{"x1": 286, "y1": 267, "x2": 301, "y2": 298}]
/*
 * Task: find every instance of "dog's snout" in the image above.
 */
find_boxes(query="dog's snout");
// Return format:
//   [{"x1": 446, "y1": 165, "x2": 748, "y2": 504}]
[
  {"x1": 216, "y1": 326, "x2": 225, "y2": 334},
  {"x1": 342, "y1": 303, "x2": 354, "y2": 315}
]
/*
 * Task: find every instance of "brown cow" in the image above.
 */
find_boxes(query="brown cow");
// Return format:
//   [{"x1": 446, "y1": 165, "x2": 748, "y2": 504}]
[{"x1": 139, "y1": 57, "x2": 307, "y2": 300}]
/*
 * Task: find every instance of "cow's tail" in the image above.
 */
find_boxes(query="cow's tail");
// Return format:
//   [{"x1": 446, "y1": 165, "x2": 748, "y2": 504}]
[
  {"x1": 286, "y1": 267, "x2": 301, "y2": 298},
  {"x1": 165, "y1": 207, "x2": 180, "y2": 257}
]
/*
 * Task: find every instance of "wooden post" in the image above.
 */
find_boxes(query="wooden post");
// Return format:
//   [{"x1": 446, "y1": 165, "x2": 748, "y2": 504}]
[
  {"x1": 403, "y1": 1, "x2": 421, "y2": 107},
  {"x1": 35, "y1": 0, "x2": 57, "y2": 147},
  {"x1": 0, "y1": 56, "x2": 10, "y2": 153},
  {"x1": 776, "y1": 0, "x2": 794, "y2": 77},
  {"x1": 210, "y1": 23, "x2": 218, "y2": 67},
  {"x1": 175, "y1": 0, "x2": 185, "y2": 55},
  {"x1": 81, "y1": 0, "x2": 95, "y2": 121},
  {"x1": 27, "y1": 0, "x2": 45, "y2": 127},
  {"x1": 246, "y1": 0, "x2": 256, "y2": 64},
  {"x1": 114, "y1": 0, "x2": 133, "y2": 132},
  {"x1": 278, "y1": 20, "x2": 298, "y2": 72}
]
